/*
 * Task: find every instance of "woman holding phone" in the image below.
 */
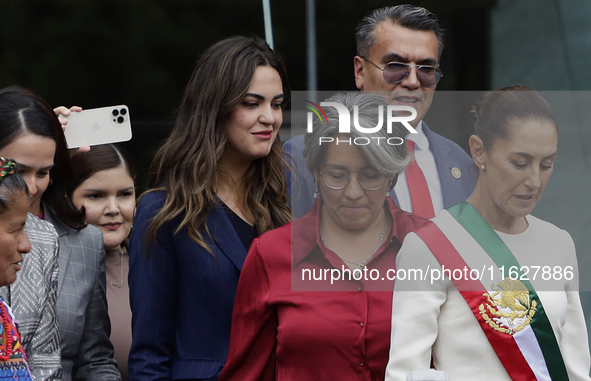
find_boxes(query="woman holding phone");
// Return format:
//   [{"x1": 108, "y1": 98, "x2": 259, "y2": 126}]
[{"x1": 0, "y1": 87, "x2": 120, "y2": 381}]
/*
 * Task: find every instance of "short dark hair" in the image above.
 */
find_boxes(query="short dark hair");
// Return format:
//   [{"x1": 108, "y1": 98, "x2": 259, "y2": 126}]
[
  {"x1": 69, "y1": 144, "x2": 136, "y2": 196},
  {"x1": 0, "y1": 86, "x2": 85, "y2": 228},
  {"x1": 356, "y1": 4, "x2": 445, "y2": 58},
  {"x1": 470, "y1": 85, "x2": 557, "y2": 151}
]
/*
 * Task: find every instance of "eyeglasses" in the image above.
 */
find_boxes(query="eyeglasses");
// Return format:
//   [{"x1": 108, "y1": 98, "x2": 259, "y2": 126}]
[
  {"x1": 319, "y1": 169, "x2": 388, "y2": 191},
  {"x1": 361, "y1": 57, "x2": 442, "y2": 88}
]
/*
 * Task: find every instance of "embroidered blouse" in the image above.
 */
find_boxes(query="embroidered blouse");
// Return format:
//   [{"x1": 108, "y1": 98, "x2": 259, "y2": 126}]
[{"x1": 0, "y1": 298, "x2": 33, "y2": 380}]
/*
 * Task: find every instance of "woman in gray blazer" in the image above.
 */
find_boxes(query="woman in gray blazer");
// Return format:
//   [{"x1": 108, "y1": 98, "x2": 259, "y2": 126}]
[{"x1": 0, "y1": 87, "x2": 121, "y2": 381}]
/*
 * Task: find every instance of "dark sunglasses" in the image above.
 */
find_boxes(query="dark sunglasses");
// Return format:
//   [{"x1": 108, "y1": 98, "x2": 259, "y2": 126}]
[{"x1": 361, "y1": 57, "x2": 442, "y2": 88}]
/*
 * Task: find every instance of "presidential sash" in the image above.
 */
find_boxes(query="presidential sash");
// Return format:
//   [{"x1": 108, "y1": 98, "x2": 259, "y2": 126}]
[{"x1": 413, "y1": 202, "x2": 568, "y2": 381}]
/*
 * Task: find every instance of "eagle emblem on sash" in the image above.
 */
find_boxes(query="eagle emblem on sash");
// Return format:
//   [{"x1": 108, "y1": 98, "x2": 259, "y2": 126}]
[{"x1": 479, "y1": 277, "x2": 537, "y2": 335}]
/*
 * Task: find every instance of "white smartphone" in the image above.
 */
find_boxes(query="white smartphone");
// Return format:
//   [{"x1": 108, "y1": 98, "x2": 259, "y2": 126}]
[{"x1": 63, "y1": 105, "x2": 132, "y2": 148}]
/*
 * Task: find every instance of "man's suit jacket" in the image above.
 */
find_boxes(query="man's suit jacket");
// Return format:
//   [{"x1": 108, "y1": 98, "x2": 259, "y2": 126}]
[
  {"x1": 0, "y1": 213, "x2": 62, "y2": 381},
  {"x1": 128, "y1": 191, "x2": 247, "y2": 381},
  {"x1": 284, "y1": 122, "x2": 477, "y2": 218},
  {"x1": 45, "y1": 208, "x2": 121, "y2": 381}
]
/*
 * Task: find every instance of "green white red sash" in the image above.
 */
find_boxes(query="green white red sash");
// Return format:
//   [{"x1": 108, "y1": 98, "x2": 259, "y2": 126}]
[{"x1": 413, "y1": 202, "x2": 568, "y2": 381}]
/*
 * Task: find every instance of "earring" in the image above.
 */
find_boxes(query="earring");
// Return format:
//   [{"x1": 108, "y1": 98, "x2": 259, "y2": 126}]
[
  {"x1": 313, "y1": 179, "x2": 319, "y2": 199},
  {"x1": 388, "y1": 174, "x2": 398, "y2": 192},
  {"x1": 480, "y1": 165, "x2": 486, "y2": 171}
]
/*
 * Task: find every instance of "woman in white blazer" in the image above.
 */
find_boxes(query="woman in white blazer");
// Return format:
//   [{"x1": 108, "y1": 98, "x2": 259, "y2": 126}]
[{"x1": 386, "y1": 86, "x2": 591, "y2": 381}]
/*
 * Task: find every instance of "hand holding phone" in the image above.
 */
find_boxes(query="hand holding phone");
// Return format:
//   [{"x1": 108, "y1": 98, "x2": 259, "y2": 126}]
[{"x1": 62, "y1": 105, "x2": 132, "y2": 148}]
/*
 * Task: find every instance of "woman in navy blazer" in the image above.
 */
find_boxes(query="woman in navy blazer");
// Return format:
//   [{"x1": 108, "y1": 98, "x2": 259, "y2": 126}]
[{"x1": 128, "y1": 36, "x2": 291, "y2": 381}]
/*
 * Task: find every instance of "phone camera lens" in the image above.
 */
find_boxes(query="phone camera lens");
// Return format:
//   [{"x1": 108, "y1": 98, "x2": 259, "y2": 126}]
[
  {"x1": 120, "y1": 108, "x2": 127, "y2": 115},
  {"x1": 112, "y1": 109, "x2": 119, "y2": 116},
  {"x1": 117, "y1": 116, "x2": 124, "y2": 124}
]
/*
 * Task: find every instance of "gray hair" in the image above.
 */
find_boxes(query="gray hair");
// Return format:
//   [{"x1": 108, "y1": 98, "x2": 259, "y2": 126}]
[
  {"x1": 0, "y1": 172, "x2": 28, "y2": 215},
  {"x1": 303, "y1": 92, "x2": 411, "y2": 175},
  {"x1": 355, "y1": 5, "x2": 445, "y2": 59}
]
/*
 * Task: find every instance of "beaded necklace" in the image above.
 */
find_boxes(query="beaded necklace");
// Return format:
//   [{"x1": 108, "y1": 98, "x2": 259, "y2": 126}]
[{"x1": 0, "y1": 300, "x2": 17, "y2": 361}]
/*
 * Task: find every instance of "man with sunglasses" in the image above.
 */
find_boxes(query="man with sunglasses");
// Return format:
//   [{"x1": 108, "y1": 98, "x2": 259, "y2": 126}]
[
  {"x1": 286, "y1": 4, "x2": 477, "y2": 219},
  {"x1": 353, "y1": 4, "x2": 477, "y2": 219}
]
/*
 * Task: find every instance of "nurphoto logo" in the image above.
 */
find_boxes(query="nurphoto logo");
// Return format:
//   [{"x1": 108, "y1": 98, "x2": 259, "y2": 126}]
[{"x1": 304, "y1": 100, "x2": 418, "y2": 146}]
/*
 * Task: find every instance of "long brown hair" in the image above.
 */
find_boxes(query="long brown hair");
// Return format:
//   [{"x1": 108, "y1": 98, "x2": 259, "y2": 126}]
[{"x1": 145, "y1": 36, "x2": 291, "y2": 252}]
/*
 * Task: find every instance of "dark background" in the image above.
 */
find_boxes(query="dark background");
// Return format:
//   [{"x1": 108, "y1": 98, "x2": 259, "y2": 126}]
[{"x1": 0, "y1": 0, "x2": 495, "y2": 190}]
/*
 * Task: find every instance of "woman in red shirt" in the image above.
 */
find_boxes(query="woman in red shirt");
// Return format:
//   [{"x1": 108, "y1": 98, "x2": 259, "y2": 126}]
[{"x1": 220, "y1": 92, "x2": 427, "y2": 381}]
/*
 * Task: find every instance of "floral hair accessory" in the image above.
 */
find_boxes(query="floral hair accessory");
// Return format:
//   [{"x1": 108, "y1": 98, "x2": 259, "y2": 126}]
[{"x1": 0, "y1": 158, "x2": 17, "y2": 180}]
